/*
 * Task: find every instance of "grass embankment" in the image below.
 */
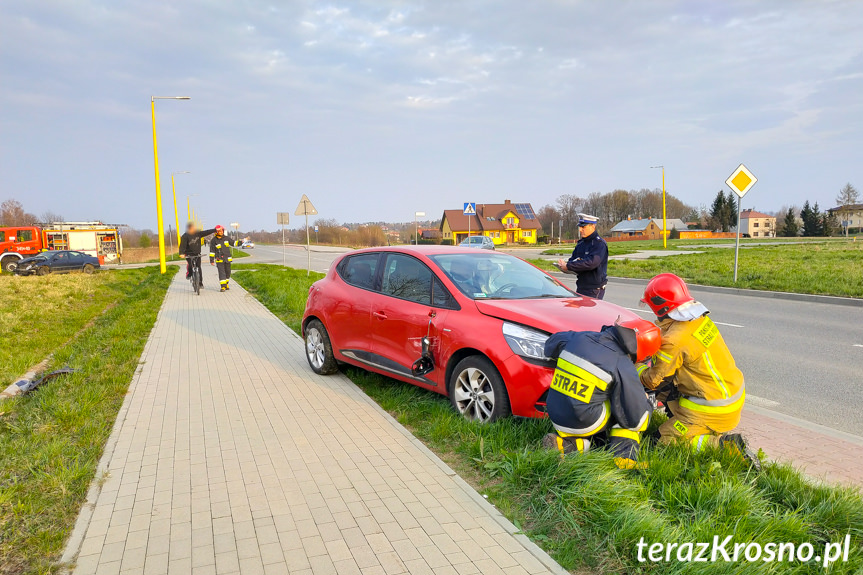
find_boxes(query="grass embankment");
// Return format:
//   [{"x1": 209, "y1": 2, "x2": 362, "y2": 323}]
[
  {"x1": 531, "y1": 241, "x2": 863, "y2": 298},
  {"x1": 234, "y1": 264, "x2": 863, "y2": 575},
  {"x1": 0, "y1": 272, "x2": 154, "y2": 383},
  {"x1": 0, "y1": 269, "x2": 173, "y2": 574}
]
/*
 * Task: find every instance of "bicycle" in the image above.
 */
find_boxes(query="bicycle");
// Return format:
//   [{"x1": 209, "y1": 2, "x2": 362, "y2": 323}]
[{"x1": 186, "y1": 255, "x2": 202, "y2": 295}]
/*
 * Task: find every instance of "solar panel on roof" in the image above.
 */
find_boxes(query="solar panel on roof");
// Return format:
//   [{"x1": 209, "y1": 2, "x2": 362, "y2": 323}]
[{"x1": 514, "y1": 203, "x2": 536, "y2": 219}]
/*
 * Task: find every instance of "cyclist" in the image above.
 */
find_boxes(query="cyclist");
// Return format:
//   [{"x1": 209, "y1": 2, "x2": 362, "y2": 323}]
[{"x1": 178, "y1": 222, "x2": 216, "y2": 287}]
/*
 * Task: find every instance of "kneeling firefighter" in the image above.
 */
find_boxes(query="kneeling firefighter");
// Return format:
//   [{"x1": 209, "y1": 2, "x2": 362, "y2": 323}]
[
  {"x1": 637, "y1": 273, "x2": 758, "y2": 467},
  {"x1": 208, "y1": 226, "x2": 248, "y2": 292},
  {"x1": 542, "y1": 319, "x2": 661, "y2": 468}
]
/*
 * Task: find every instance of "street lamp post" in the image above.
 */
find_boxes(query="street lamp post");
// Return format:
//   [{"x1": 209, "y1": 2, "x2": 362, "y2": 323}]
[
  {"x1": 415, "y1": 211, "x2": 426, "y2": 245},
  {"x1": 151, "y1": 96, "x2": 190, "y2": 273},
  {"x1": 171, "y1": 171, "x2": 190, "y2": 248},
  {"x1": 651, "y1": 165, "x2": 667, "y2": 249}
]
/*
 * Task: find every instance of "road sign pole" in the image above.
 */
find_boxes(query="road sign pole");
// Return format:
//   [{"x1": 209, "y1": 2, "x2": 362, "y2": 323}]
[
  {"x1": 725, "y1": 163, "x2": 757, "y2": 283},
  {"x1": 305, "y1": 212, "x2": 310, "y2": 276},
  {"x1": 282, "y1": 224, "x2": 285, "y2": 266},
  {"x1": 733, "y1": 200, "x2": 742, "y2": 282}
]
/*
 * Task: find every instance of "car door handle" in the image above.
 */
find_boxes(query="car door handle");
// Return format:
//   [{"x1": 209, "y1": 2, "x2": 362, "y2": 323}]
[{"x1": 373, "y1": 311, "x2": 388, "y2": 320}]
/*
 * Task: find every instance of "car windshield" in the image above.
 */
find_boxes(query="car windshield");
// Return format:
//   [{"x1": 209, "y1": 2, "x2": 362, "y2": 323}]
[{"x1": 430, "y1": 253, "x2": 573, "y2": 300}]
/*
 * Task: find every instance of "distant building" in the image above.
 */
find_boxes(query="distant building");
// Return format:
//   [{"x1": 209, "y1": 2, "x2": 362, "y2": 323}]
[
  {"x1": 609, "y1": 218, "x2": 688, "y2": 239},
  {"x1": 828, "y1": 204, "x2": 863, "y2": 231},
  {"x1": 420, "y1": 230, "x2": 442, "y2": 240},
  {"x1": 738, "y1": 209, "x2": 776, "y2": 238},
  {"x1": 440, "y1": 200, "x2": 542, "y2": 245}
]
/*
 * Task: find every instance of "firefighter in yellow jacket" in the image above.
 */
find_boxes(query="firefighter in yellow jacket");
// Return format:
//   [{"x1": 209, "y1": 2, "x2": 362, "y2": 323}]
[
  {"x1": 638, "y1": 273, "x2": 758, "y2": 467},
  {"x1": 209, "y1": 226, "x2": 248, "y2": 292}
]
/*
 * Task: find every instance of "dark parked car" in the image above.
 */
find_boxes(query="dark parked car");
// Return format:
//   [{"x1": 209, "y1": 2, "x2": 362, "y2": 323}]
[{"x1": 12, "y1": 251, "x2": 100, "y2": 276}]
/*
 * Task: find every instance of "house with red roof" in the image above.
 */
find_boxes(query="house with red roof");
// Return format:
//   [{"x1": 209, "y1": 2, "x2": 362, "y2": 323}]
[{"x1": 439, "y1": 200, "x2": 543, "y2": 245}]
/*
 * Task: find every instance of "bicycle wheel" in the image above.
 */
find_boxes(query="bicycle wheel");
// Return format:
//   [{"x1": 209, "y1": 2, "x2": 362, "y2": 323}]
[{"x1": 192, "y1": 266, "x2": 201, "y2": 295}]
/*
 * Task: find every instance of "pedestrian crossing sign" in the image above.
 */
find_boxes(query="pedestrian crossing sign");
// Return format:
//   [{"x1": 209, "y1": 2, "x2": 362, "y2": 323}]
[{"x1": 463, "y1": 203, "x2": 476, "y2": 215}]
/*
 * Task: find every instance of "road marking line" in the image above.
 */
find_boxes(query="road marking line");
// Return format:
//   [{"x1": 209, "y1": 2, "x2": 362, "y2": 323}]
[
  {"x1": 854, "y1": 344, "x2": 863, "y2": 348},
  {"x1": 623, "y1": 307, "x2": 743, "y2": 328}
]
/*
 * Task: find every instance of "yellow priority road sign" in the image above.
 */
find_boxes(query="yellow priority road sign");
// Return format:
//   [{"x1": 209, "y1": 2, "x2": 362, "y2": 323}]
[{"x1": 725, "y1": 164, "x2": 757, "y2": 198}]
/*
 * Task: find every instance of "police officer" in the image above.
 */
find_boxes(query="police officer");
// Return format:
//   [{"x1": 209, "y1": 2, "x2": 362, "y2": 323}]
[
  {"x1": 555, "y1": 213, "x2": 609, "y2": 299},
  {"x1": 208, "y1": 226, "x2": 249, "y2": 292},
  {"x1": 542, "y1": 319, "x2": 661, "y2": 469}
]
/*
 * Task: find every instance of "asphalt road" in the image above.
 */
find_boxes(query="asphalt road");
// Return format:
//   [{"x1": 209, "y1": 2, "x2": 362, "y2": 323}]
[{"x1": 244, "y1": 244, "x2": 863, "y2": 436}]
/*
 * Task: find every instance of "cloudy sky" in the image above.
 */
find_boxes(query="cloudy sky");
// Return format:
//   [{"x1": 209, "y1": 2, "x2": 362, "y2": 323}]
[{"x1": 2, "y1": 1, "x2": 862, "y2": 230}]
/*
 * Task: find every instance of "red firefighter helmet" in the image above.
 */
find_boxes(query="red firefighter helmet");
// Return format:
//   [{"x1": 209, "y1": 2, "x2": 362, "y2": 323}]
[
  {"x1": 641, "y1": 273, "x2": 694, "y2": 317},
  {"x1": 215, "y1": 225, "x2": 224, "y2": 233},
  {"x1": 614, "y1": 318, "x2": 661, "y2": 362}
]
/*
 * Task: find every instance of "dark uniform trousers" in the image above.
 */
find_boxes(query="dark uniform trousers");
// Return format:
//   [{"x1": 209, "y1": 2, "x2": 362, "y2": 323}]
[{"x1": 209, "y1": 236, "x2": 243, "y2": 289}]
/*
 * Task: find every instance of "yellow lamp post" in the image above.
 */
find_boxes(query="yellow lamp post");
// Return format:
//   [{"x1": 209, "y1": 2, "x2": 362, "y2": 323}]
[
  {"x1": 171, "y1": 171, "x2": 190, "y2": 248},
  {"x1": 151, "y1": 96, "x2": 190, "y2": 274},
  {"x1": 651, "y1": 165, "x2": 667, "y2": 248}
]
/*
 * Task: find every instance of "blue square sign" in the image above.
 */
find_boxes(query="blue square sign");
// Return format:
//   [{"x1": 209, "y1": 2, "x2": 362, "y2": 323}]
[{"x1": 463, "y1": 202, "x2": 476, "y2": 215}]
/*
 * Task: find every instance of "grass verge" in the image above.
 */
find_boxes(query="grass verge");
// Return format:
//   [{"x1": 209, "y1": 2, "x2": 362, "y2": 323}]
[
  {"x1": 0, "y1": 271, "x2": 159, "y2": 384},
  {"x1": 0, "y1": 268, "x2": 173, "y2": 574},
  {"x1": 234, "y1": 264, "x2": 863, "y2": 575},
  {"x1": 530, "y1": 241, "x2": 863, "y2": 298}
]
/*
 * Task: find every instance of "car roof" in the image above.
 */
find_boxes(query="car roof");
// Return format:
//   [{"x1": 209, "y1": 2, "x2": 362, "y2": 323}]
[{"x1": 347, "y1": 245, "x2": 503, "y2": 256}]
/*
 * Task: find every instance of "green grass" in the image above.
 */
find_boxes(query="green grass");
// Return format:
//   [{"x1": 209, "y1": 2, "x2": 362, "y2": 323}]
[
  {"x1": 0, "y1": 271, "x2": 158, "y2": 384},
  {"x1": 540, "y1": 237, "x2": 849, "y2": 256},
  {"x1": 234, "y1": 264, "x2": 863, "y2": 575},
  {"x1": 532, "y1": 241, "x2": 863, "y2": 298},
  {"x1": 0, "y1": 268, "x2": 173, "y2": 574}
]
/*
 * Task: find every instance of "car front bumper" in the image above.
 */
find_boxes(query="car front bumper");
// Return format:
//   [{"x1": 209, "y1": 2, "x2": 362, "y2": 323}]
[{"x1": 496, "y1": 354, "x2": 553, "y2": 418}]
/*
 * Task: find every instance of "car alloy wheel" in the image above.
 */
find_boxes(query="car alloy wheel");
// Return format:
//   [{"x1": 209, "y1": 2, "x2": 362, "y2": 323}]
[
  {"x1": 449, "y1": 355, "x2": 511, "y2": 422},
  {"x1": 306, "y1": 327, "x2": 326, "y2": 370},
  {"x1": 453, "y1": 367, "x2": 496, "y2": 421},
  {"x1": 304, "y1": 319, "x2": 339, "y2": 375}
]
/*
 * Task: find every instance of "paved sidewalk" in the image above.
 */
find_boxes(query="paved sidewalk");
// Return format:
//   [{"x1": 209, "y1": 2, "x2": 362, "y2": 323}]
[
  {"x1": 63, "y1": 266, "x2": 566, "y2": 575},
  {"x1": 736, "y1": 407, "x2": 863, "y2": 488}
]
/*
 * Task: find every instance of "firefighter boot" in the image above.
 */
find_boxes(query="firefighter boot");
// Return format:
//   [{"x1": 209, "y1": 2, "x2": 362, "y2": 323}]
[
  {"x1": 719, "y1": 433, "x2": 761, "y2": 471},
  {"x1": 542, "y1": 433, "x2": 590, "y2": 458},
  {"x1": 608, "y1": 428, "x2": 648, "y2": 470}
]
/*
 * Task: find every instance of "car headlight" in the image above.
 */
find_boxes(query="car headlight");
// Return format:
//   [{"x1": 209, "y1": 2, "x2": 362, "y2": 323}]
[{"x1": 502, "y1": 322, "x2": 550, "y2": 361}]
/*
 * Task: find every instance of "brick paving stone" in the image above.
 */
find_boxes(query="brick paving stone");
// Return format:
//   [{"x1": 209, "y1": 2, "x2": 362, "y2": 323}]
[{"x1": 62, "y1": 266, "x2": 569, "y2": 574}]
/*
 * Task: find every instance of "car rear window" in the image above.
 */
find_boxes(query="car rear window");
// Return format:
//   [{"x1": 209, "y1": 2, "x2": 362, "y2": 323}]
[{"x1": 339, "y1": 253, "x2": 379, "y2": 290}]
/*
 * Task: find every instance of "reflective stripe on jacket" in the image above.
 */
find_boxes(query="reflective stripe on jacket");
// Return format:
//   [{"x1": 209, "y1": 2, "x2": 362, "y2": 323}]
[
  {"x1": 639, "y1": 315, "x2": 744, "y2": 412},
  {"x1": 209, "y1": 236, "x2": 242, "y2": 263},
  {"x1": 544, "y1": 327, "x2": 651, "y2": 435}
]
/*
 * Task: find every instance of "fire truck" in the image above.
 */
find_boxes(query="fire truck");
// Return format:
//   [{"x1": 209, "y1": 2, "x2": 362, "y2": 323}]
[{"x1": 0, "y1": 222, "x2": 123, "y2": 273}]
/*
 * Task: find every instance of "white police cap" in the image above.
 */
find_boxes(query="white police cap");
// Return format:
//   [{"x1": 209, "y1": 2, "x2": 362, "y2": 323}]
[{"x1": 577, "y1": 213, "x2": 599, "y2": 225}]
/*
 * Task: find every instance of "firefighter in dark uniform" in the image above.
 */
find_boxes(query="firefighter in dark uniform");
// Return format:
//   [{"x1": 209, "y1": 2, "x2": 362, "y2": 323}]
[
  {"x1": 541, "y1": 319, "x2": 661, "y2": 469},
  {"x1": 208, "y1": 225, "x2": 248, "y2": 291},
  {"x1": 179, "y1": 221, "x2": 217, "y2": 286},
  {"x1": 555, "y1": 213, "x2": 609, "y2": 299}
]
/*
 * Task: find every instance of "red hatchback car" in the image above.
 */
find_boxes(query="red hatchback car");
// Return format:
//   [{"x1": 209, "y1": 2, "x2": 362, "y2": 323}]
[{"x1": 302, "y1": 246, "x2": 658, "y2": 422}]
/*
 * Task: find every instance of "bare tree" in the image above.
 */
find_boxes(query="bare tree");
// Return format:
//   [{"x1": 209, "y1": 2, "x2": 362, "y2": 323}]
[
  {"x1": 40, "y1": 210, "x2": 65, "y2": 224},
  {"x1": 836, "y1": 183, "x2": 859, "y2": 206},
  {"x1": 1, "y1": 199, "x2": 38, "y2": 226}
]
